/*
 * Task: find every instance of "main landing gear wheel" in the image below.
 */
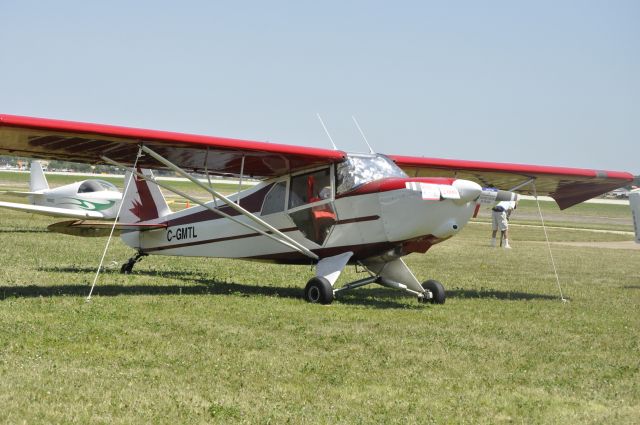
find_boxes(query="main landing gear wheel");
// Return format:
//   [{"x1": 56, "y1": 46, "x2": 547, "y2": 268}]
[
  {"x1": 304, "y1": 276, "x2": 334, "y2": 305},
  {"x1": 421, "y1": 280, "x2": 446, "y2": 304}
]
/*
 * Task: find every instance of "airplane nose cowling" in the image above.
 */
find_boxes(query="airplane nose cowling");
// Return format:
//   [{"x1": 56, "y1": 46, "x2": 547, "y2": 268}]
[
  {"x1": 432, "y1": 219, "x2": 461, "y2": 238},
  {"x1": 452, "y1": 179, "x2": 483, "y2": 203}
]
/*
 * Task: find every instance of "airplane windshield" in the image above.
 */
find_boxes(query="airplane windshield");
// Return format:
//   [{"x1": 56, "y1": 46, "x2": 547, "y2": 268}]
[
  {"x1": 78, "y1": 180, "x2": 119, "y2": 193},
  {"x1": 96, "y1": 180, "x2": 119, "y2": 192},
  {"x1": 336, "y1": 153, "x2": 407, "y2": 194}
]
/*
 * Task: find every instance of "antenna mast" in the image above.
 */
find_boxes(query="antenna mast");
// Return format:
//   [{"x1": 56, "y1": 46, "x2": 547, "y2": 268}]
[
  {"x1": 352, "y1": 116, "x2": 374, "y2": 154},
  {"x1": 316, "y1": 113, "x2": 338, "y2": 150}
]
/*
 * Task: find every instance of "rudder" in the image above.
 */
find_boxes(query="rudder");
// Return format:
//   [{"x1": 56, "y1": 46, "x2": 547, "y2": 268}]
[
  {"x1": 30, "y1": 161, "x2": 49, "y2": 192},
  {"x1": 120, "y1": 168, "x2": 171, "y2": 223}
]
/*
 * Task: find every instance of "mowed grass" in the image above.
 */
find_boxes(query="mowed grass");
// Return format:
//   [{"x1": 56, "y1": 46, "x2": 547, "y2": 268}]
[
  {"x1": 474, "y1": 199, "x2": 634, "y2": 232},
  {"x1": 0, "y1": 200, "x2": 639, "y2": 423}
]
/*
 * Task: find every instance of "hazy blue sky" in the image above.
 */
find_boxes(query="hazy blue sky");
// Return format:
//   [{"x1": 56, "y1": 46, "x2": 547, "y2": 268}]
[{"x1": 1, "y1": 1, "x2": 638, "y2": 173}]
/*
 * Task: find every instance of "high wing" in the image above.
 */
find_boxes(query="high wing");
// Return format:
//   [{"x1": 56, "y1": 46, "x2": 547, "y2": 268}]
[
  {"x1": 390, "y1": 155, "x2": 633, "y2": 209},
  {"x1": 0, "y1": 200, "x2": 105, "y2": 219},
  {"x1": 0, "y1": 114, "x2": 345, "y2": 178},
  {"x1": 0, "y1": 114, "x2": 633, "y2": 209}
]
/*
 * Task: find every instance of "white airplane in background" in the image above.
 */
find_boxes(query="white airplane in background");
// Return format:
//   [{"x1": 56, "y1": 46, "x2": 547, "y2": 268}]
[
  {"x1": 0, "y1": 114, "x2": 633, "y2": 304},
  {"x1": 0, "y1": 161, "x2": 122, "y2": 219}
]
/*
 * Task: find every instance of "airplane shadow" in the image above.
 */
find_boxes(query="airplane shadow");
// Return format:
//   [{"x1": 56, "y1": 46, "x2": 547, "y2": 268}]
[
  {"x1": 447, "y1": 288, "x2": 562, "y2": 301},
  {"x1": 5, "y1": 268, "x2": 420, "y2": 309},
  {"x1": 0, "y1": 228, "x2": 49, "y2": 234},
  {"x1": 8, "y1": 268, "x2": 560, "y2": 306}
]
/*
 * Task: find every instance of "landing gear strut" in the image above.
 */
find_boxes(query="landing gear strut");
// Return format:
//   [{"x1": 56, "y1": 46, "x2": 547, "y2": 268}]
[
  {"x1": 303, "y1": 254, "x2": 446, "y2": 305},
  {"x1": 120, "y1": 251, "x2": 147, "y2": 274}
]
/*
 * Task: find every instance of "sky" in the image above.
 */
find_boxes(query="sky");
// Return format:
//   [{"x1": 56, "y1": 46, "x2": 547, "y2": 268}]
[{"x1": 1, "y1": 0, "x2": 638, "y2": 173}]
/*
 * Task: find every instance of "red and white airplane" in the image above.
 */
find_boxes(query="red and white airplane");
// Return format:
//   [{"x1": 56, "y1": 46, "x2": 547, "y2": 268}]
[{"x1": 0, "y1": 114, "x2": 633, "y2": 304}]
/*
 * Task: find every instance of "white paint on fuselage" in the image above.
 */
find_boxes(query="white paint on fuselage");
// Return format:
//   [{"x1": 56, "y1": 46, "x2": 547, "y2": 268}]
[{"x1": 123, "y1": 179, "x2": 479, "y2": 262}]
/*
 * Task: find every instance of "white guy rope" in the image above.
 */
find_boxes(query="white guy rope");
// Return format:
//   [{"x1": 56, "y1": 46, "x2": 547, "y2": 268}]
[
  {"x1": 532, "y1": 182, "x2": 567, "y2": 302},
  {"x1": 86, "y1": 148, "x2": 142, "y2": 301}
]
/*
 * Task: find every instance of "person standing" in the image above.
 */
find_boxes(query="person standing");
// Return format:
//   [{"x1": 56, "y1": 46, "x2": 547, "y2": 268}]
[{"x1": 491, "y1": 200, "x2": 517, "y2": 249}]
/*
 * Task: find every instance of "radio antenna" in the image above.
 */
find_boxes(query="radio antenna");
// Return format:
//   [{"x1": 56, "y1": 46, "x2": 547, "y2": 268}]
[
  {"x1": 352, "y1": 116, "x2": 374, "y2": 154},
  {"x1": 316, "y1": 113, "x2": 338, "y2": 150}
]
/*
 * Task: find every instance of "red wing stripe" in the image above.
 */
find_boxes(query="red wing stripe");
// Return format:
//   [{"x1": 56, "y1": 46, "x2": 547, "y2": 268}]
[{"x1": 0, "y1": 114, "x2": 346, "y2": 178}]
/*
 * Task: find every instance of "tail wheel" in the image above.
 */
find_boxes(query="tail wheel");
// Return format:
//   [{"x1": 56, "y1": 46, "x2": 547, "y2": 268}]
[
  {"x1": 422, "y1": 280, "x2": 446, "y2": 304},
  {"x1": 304, "y1": 276, "x2": 334, "y2": 305}
]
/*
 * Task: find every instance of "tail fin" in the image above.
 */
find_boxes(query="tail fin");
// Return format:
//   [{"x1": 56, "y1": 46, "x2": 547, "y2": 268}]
[
  {"x1": 120, "y1": 168, "x2": 171, "y2": 223},
  {"x1": 30, "y1": 161, "x2": 49, "y2": 192},
  {"x1": 630, "y1": 189, "x2": 640, "y2": 244}
]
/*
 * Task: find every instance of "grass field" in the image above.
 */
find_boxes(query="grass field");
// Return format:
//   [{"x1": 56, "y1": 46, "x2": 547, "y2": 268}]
[{"x1": 0, "y1": 180, "x2": 638, "y2": 423}]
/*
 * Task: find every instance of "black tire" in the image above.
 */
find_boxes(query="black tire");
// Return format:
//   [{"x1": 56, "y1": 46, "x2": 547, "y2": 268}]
[
  {"x1": 422, "y1": 280, "x2": 445, "y2": 304},
  {"x1": 120, "y1": 260, "x2": 133, "y2": 274},
  {"x1": 304, "y1": 276, "x2": 334, "y2": 304}
]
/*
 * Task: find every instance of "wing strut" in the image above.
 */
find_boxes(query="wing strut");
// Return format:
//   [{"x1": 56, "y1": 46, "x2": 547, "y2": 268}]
[
  {"x1": 102, "y1": 151, "x2": 319, "y2": 261},
  {"x1": 508, "y1": 177, "x2": 536, "y2": 192}
]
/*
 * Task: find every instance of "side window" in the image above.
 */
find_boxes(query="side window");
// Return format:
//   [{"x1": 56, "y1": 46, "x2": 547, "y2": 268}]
[
  {"x1": 260, "y1": 181, "x2": 287, "y2": 215},
  {"x1": 288, "y1": 168, "x2": 331, "y2": 209}
]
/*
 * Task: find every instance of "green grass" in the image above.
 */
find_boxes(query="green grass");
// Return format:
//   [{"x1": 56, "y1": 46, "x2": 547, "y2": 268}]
[
  {"x1": 474, "y1": 200, "x2": 634, "y2": 232},
  {"x1": 0, "y1": 194, "x2": 638, "y2": 423}
]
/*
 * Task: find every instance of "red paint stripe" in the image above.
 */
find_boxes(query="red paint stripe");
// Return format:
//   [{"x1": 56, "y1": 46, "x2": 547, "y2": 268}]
[
  {"x1": 337, "y1": 177, "x2": 456, "y2": 198},
  {"x1": 143, "y1": 215, "x2": 380, "y2": 252},
  {"x1": 390, "y1": 155, "x2": 634, "y2": 181},
  {"x1": 0, "y1": 114, "x2": 345, "y2": 161}
]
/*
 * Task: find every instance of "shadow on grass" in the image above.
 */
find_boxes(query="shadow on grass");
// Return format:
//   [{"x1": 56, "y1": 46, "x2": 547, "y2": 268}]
[
  {"x1": 447, "y1": 288, "x2": 561, "y2": 301},
  {"x1": 21, "y1": 268, "x2": 559, "y2": 306},
  {"x1": 0, "y1": 228, "x2": 49, "y2": 234},
  {"x1": 5, "y1": 268, "x2": 419, "y2": 309}
]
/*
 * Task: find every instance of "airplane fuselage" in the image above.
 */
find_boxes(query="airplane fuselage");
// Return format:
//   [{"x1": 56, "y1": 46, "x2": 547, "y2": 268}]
[
  {"x1": 121, "y1": 159, "x2": 482, "y2": 264},
  {"x1": 30, "y1": 180, "x2": 122, "y2": 218}
]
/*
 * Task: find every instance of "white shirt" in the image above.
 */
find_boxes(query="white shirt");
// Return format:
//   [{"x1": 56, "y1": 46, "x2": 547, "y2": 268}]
[{"x1": 495, "y1": 201, "x2": 517, "y2": 212}]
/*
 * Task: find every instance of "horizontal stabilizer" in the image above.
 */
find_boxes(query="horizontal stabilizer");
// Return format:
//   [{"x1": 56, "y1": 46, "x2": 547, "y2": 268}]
[
  {"x1": 47, "y1": 220, "x2": 167, "y2": 237},
  {"x1": 2, "y1": 191, "x2": 42, "y2": 197},
  {"x1": 0, "y1": 201, "x2": 104, "y2": 219}
]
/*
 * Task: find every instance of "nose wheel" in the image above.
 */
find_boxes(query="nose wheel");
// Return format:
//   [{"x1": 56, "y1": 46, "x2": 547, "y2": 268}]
[{"x1": 420, "y1": 280, "x2": 446, "y2": 304}]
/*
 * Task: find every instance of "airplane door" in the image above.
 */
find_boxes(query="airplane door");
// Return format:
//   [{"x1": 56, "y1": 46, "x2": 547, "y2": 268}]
[{"x1": 287, "y1": 167, "x2": 337, "y2": 246}]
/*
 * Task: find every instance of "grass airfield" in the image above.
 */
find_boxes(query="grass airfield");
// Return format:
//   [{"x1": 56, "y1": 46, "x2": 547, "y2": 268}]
[{"x1": 0, "y1": 174, "x2": 639, "y2": 423}]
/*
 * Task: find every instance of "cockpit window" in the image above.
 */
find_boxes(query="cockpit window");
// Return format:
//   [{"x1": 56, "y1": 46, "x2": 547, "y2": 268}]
[
  {"x1": 261, "y1": 181, "x2": 287, "y2": 215},
  {"x1": 289, "y1": 168, "x2": 332, "y2": 209},
  {"x1": 336, "y1": 154, "x2": 407, "y2": 194},
  {"x1": 78, "y1": 180, "x2": 119, "y2": 193}
]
